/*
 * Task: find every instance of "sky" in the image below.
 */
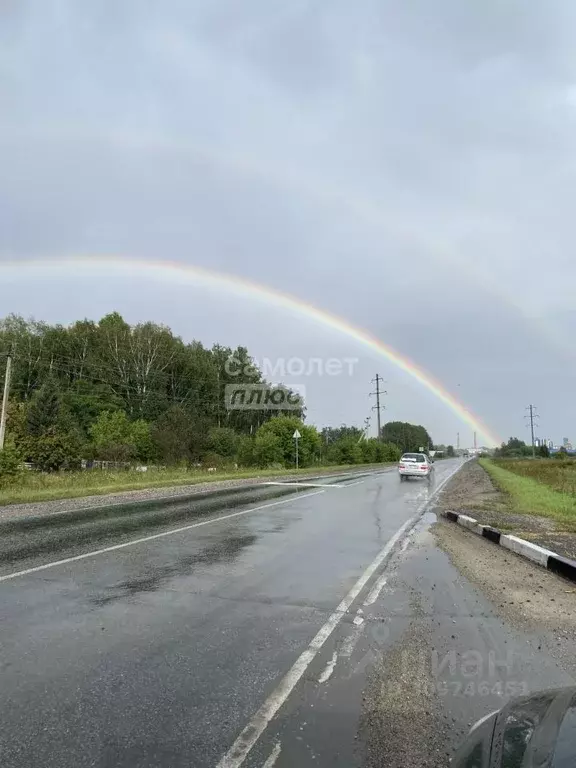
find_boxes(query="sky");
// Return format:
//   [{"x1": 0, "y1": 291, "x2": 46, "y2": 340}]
[{"x1": 2, "y1": 0, "x2": 576, "y2": 447}]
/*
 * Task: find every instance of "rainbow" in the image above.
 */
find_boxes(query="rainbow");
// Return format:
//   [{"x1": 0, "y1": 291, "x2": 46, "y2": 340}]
[{"x1": 0, "y1": 255, "x2": 501, "y2": 446}]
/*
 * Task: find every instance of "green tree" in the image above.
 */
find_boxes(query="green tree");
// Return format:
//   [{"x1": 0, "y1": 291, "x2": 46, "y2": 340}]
[
  {"x1": 381, "y1": 422, "x2": 433, "y2": 453},
  {"x1": 1, "y1": 311, "x2": 309, "y2": 470},
  {"x1": 360, "y1": 438, "x2": 380, "y2": 464},
  {"x1": 257, "y1": 416, "x2": 321, "y2": 468},
  {"x1": 321, "y1": 425, "x2": 364, "y2": 443},
  {"x1": 538, "y1": 443, "x2": 550, "y2": 458},
  {"x1": 496, "y1": 437, "x2": 532, "y2": 458},
  {"x1": 446, "y1": 445, "x2": 455, "y2": 457},
  {"x1": 254, "y1": 431, "x2": 283, "y2": 468},
  {"x1": 328, "y1": 436, "x2": 363, "y2": 465},
  {"x1": 207, "y1": 427, "x2": 238, "y2": 458},
  {"x1": 381, "y1": 442, "x2": 402, "y2": 462},
  {"x1": 27, "y1": 432, "x2": 83, "y2": 471},
  {"x1": 130, "y1": 419, "x2": 155, "y2": 463},
  {"x1": 90, "y1": 410, "x2": 135, "y2": 462},
  {"x1": 236, "y1": 436, "x2": 256, "y2": 467},
  {"x1": 26, "y1": 378, "x2": 63, "y2": 436},
  {"x1": 0, "y1": 439, "x2": 23, "y2": 480},
  {"x1": 152, "y1": 406, "x2": 196, "y2": 465}
]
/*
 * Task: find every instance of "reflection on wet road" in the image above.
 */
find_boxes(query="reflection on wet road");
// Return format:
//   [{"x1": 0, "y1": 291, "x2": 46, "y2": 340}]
[{"x1": 0, "y1": 462, "x2": 457, "y2": 768}]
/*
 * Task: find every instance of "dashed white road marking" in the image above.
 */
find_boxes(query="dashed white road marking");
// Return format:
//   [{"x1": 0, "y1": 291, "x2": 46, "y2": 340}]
[
  {"x1": 0, "y1": 490, "x2": 326, "y2": 584},
  {"x1": 262, "y1": 482, "x2": 345, "y2": 488},
  {"x1": 318, "y1": 651, "x2": 338, "y2": 684},
  {"x1": 363, "y1": 576, "x2": 387, "y2": 607},
  {"x1": 215, "y1": 513, "x2": 421, "y2": 768},
  {"x1": 340, "y1": 625, "x2": 365, "y2": 658},
  {"x1": 261, "y1": 742, "x2": 282, "y2": 768},
  {"x1": 219, "y1": 463, "x2": 465, "y2": 768}
]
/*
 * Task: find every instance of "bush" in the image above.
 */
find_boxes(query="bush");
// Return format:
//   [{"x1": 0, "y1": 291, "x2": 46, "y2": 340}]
[
  {"x1": 254, "y1": 432, "x2": 284, "y2": 468},
  {"x1": 380, "y1": 442, "x2": 402, "y2": 462},
  {"x1": 207, "y1": 427, "x2": 238, "y2": 458},
  {"x1": 201, "y1": 451, "x2": 225, "y2": 468},
  {"x1": 25, "y1": 432, "x2": 83, "y2": 472},
  {"x1": 0, "y1": 440, "x2": 23, "y2": 481},
  {"x1": 328, "y1": 437, "x2": 363, "y2": 465},
  {"x1": 236, "y1": 436, "x2": 256, "y2": 467}
]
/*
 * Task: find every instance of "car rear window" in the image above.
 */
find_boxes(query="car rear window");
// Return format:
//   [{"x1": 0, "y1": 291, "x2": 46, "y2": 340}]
[{"x1": 401, "y1": 453, "x2": 426, "y2": 462}]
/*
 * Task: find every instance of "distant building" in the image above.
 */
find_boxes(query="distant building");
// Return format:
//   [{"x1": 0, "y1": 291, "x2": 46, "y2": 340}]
[{"x1": 563, "y1": 437, "x2": 570, "y2": 448}]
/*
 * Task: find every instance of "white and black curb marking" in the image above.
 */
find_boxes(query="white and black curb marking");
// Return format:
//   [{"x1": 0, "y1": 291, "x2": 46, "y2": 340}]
[{"x1": 443, "y1": 510, "x2": 576, "y2": 584}]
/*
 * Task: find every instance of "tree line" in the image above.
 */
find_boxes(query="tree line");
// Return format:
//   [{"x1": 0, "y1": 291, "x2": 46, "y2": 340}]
[{"x1": 0, "y1": 314, "x2": 433, "y2": 476}]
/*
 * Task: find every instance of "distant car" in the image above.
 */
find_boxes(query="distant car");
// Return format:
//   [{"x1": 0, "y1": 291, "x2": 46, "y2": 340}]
[{"x1": 398, "y1": 452, "x2": 434, "y2": 481}]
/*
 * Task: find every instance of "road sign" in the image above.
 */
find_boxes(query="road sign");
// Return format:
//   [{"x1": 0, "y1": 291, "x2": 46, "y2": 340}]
[{"x1": 293, "y1": 430, "x2": 301, "y2": 469}]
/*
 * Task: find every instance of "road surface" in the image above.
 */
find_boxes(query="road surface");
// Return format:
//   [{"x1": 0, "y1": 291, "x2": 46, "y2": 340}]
[{"x1": 1, "y1": 460, "x2": 576, "y2": 767}]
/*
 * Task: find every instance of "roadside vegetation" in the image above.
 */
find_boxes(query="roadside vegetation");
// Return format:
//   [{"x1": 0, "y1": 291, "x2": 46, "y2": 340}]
[
  {"x1": 0, "y1": 313, "x2": 438, "y2": 504},
  {"x1": 0, "y1": 463, "x2": 392, "y2": 506},
  {"x1": 480, "y1": 457, "x2": 576, "y2": 530}
]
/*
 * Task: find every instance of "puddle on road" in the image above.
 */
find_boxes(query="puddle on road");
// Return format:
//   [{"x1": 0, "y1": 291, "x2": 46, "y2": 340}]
[{"x1": 89, "y1": 533, "x2": 257, "y2": 606}]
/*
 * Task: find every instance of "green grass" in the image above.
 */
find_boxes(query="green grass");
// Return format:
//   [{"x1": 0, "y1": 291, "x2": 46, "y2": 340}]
[
  {"x1": 480, "y1": 458, "x2": 576, "y2": 530},
  {"x1": 494, "y1": 458, "x2": 576, "y2": 495},
  {"x1": 0, "y1": 463, "x2": 391, "y2": 506}
]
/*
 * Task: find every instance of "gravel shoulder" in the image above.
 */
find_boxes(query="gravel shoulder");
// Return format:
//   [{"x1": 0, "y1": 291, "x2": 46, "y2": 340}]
[
  {"x1": 0, "y1": 466, "x2": 385, "y2": 524},
  {"x1": 438, "y1": 460, "x2": 576, "y2": 560},
  {"x1": 354, "y1": 509, "x2": 576, "y2": 767}
]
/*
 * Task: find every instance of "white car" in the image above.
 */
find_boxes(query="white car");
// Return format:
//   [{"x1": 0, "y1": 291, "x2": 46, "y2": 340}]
[{"x1": 398, "y1": 452, "x2": 434, "y2": 481}]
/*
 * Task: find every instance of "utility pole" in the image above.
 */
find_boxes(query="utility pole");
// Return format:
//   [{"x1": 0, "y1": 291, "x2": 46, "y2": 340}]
[
  {"x1": 456, "y1": 432, "x2": 460, "y2": 451},
  {"x1": 0, "y1": 345, "x2": 13, "y2": 451},
  {"x1": 358, "y1": 416, "x2": 371, "y2": 443},
  {"x1": 525, "y1": 405, "x2": 538, "y2": 459},
  {"x1": 370, "y1": 375, "x2": 386, "y2": 441}
]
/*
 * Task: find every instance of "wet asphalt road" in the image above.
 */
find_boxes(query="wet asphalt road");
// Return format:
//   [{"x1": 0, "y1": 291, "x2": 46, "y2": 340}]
[
  {"x1": 2, "y1": 459, "x2": 575, "y2": 767},
  {"x1": 0, "y1": 463, "x2": 441, "y2": 767}
]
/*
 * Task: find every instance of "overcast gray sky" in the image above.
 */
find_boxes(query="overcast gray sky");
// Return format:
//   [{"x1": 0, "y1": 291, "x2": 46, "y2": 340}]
[{"x1": 2, "y1": 0, "x2": 576, "y2": 446}]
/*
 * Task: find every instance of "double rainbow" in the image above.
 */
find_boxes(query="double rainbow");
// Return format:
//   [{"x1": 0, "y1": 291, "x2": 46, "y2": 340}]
[{"x1": 0, "y1": 255, "x2": 501, "y2": 446}]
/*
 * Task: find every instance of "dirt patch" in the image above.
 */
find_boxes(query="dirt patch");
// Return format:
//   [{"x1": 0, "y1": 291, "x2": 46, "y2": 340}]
[
  {"x1": 359, "y1": 592, "x2": 452, "y2": 767},
  {"x1": 437, "y1": 461, "x2": 576, "y2": 559},
  {"x1": 519, "y1": 532, "x2": 576, "y2": 561},
  {"x1": 432, "y1": 519, "x2": 576, "y2": 655},
  {"x1": 437, "y1": 460, "x2": 503, "y2": 514}
]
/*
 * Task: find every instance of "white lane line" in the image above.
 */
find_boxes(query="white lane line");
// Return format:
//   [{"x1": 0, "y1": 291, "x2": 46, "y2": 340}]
[
  {"x1": 262, "y1": 482, "x2": 344, "y2": 488},
  {"x1": 0, "y1": 490, "x2": 325, "y2": 584},
  {"x1": 318, "y1": 651, "x2": 338, "y2": 684},
  {"x1": 363, "y1": 465, "x2": 461, "y2": 609},
  {"x1": 363, "y1": 576, "x2": 387, "y2": 607},
  {"x1": 261, "y1": 742, "x2": 282, "y2": 768},
  {"x1": 215, "y1": 513, "x2": 421, "y2": 768},
  {"x1": 340, "y1": 625, "x2": 365, "y2": 658},
  {"x1": 340, "y1": 479, "x2": 365, "y2": 488}
]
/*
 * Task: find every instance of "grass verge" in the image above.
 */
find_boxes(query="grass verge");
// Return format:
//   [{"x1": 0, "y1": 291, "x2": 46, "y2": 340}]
[
  {"x1": 0, "y1": 463, "x2": 391, "y2": 506},
  {"x1": 480, "y1": 458, "x2": 576, "y2": 531}
]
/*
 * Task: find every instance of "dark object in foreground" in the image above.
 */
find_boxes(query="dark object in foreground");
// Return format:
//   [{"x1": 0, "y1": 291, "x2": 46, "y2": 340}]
[{"x1": 453, "y1": 686, "x2": 576, "y2": 767}]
